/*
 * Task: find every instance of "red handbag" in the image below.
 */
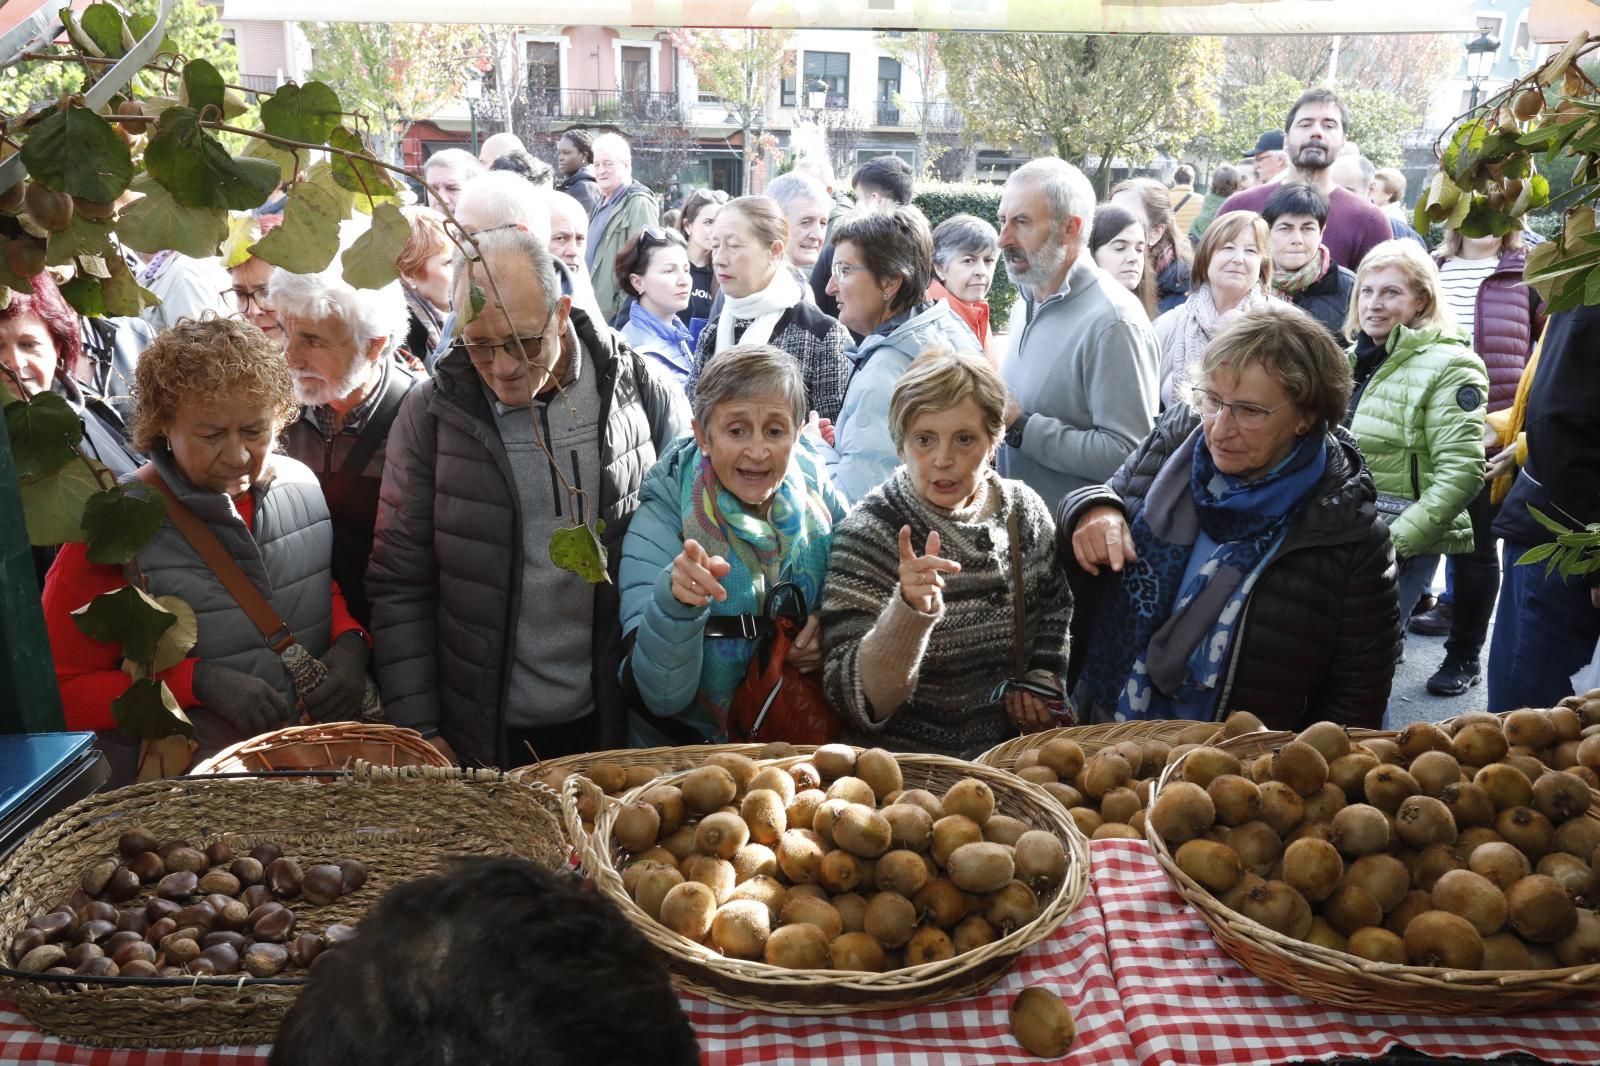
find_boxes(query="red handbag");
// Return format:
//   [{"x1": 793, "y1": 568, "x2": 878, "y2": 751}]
[{"x1": 727, "y1": 584, "x2": 842, "y2": 746}]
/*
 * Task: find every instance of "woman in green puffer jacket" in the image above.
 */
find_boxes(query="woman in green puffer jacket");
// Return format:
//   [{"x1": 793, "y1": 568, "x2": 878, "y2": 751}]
[{"x1": 1343, "y1": 239, "x2": 1489, "y2": 640}]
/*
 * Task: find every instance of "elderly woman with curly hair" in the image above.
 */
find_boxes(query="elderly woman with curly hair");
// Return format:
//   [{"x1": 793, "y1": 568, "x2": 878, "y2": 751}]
[{"x1": 42, "y1": 316, "x2": 372, "y2": 782}]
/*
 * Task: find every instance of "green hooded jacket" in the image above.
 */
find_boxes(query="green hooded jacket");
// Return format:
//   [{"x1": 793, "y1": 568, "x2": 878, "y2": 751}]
[{"x1": 1347, "y1": 322, "x2": 1489, "y2": 558}]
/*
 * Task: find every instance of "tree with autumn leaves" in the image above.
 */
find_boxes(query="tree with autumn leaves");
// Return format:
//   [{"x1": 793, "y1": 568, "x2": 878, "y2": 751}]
[{"x1": 672, "y1": 29, "x2": 793, "y2": 195}]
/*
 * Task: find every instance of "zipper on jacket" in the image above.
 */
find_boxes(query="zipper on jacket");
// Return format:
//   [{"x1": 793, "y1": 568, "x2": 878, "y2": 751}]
[
  {"x1": 1410, "y1": 452, "x2": 1421, "y2": 500},
  {"x1": 570, "y1": 449, "x2": 585, "y2": 524},
  {"x1": 538, "y1": 403, "x2": 563, "y2": 517}
]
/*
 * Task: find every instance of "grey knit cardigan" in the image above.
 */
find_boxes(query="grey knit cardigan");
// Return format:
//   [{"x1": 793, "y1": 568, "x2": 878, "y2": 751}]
[{"x1": 820, "y1": 466, "x2": 1074, "y2": 757}]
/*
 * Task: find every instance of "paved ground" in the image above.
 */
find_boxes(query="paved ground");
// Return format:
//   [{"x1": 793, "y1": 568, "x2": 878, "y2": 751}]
[{"x1": 1384, "y1": 560, "x2": 1492, "y2": 730}]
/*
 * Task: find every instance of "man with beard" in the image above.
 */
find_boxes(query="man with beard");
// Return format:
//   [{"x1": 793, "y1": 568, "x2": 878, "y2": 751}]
[
  {"x1": 1219, "y1": 89, "x2": 1391, "y2": 270},
  {"x1": 270, "y1": 267, "x2": 418, "y2": 628},
  {"x1": 995, "y1": 157, "x2": 1160, "y2": 505}
]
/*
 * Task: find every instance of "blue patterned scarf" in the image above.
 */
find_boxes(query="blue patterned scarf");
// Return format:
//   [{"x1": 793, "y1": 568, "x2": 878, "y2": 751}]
[{"x1": 1077, "y1": 428, "x2": 1328, "y2": 722}]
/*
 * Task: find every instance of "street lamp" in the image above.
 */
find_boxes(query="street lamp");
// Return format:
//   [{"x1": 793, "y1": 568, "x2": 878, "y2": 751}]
[
  {"x1": 1465, "y1": 31, "x2": 1501, "y2": 110},
  {"x1": 464, "y1": 74, "x2": 483, "y2": 156}
]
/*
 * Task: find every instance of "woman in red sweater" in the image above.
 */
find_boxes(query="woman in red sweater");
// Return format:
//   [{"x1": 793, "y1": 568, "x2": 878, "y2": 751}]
[{"x1": 42, "y1": 316, "x2": 369, "y2": 782}]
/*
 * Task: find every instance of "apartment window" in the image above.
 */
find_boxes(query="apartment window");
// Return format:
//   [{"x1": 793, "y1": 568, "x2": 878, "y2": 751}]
[
  {"x1": 780, "y1": 50, "x2": 797, "y2": 108},
  {"x1": 220, "y1": 28, "x2": 237, "y2": 47},
  {"x1": 804, "y1": 51, "x2": 849, "y2": 109},
  {"x1": 620, "y1": 46, "x2": 650, "y2": 96},
  {"x1": 1513, "y1": 17, "x2": 1532, "y2": 56},
  {"x1": 877, "y1": 57, "x2": 901, "y2": 125},
  {"x1": 527, "y1": 41, "x2": 560, "y2": 95}
]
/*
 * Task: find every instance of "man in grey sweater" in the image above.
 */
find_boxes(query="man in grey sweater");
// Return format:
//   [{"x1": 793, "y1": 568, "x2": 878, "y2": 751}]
[{"x1": 996, "y1": 158, "x2": 1161, "y2": 508}]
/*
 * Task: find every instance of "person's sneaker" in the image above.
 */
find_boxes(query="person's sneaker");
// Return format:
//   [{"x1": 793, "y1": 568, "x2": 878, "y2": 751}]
[
  {"x1": 1426, "y1": 657, "x2": 1482, "y2": 697},
  {"x1": 1411, "y1": 593, "x2": 1437, "y2": 618},
  {"x1": 1409, "y1": 601, "x2": 1455, "y2": 637}
]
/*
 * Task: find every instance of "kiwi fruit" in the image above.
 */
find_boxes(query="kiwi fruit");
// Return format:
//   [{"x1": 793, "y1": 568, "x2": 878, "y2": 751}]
[
  {"x1": 1037, "y1": 738, "x2": 1086, "y2": 779},
  {"x1": 1282, "y1": 838, "x2": 1344, "y2": 902},
  {"x1": 659, "y1": 825, "x2": 700, "y2": 862},
  {"x1": 1346, "y1": 927, "x2": 1407, "y2": 964},
  {"x1": 830, "y1": 931, "x2": 886, "y2": 972},
  {"x1": 732, "y1": 843, "x2": 779, "y2": 884},
  {"x1": 739, "y1": 789, "x2": 787, "y2": 846},
  {"x1": 695, "y1": 811, "x2": 751, "y2": 861},
  {"x1": 1495, "y1": 806, "x2": 1555, "y2": 862},
  {"x1": 788, "y1": 764, "x2": 823, "y2": 795},
  {"x1": 1385, "y1": 890, "x2": 1433, "y2": 936},
  {"x1": 704, "y1": 752, "x2": 758, "y2": 792},
  {"x1": 812, "y1": 743, "x2": 858, "y2": 781},
  {"x1": 1554, "y1": 910, "x2": 1600, "y2": 967},
  {"x1": 1013, "y1": 830, "x2": 1067, "y2": 892},
  {"x1": 786, "y1": 789, "x2": 826, "y2": 833},
  {"x1": 1482, "y1": 932, "x2": 1535, "y2": 970},
  {"x1": 1180, "y1": 747, "x2": 1243, "y2": 789},
  {"x1": 1149, "y1": 782, "x2": 1217, "y2": 845},
  {"x1": 952, "y1": 914, "x2": 997, "y2": 954},
  {"x1": 684, "y1": 854, "x2": 738, "y2": 904},
  {"x1": 874, "y1": 850, "x2": 931, "y2": 898},
  {"x1": 1175, "y1": 839, "x2": 1243, "y2": 893},
  {"x1": 1532, "y1": 771, "x2": 1592, "y2": 822},
  {"x1": 1455, "y1": 827, "x2": 1503, "y2": 853},
  {"x1": 946, "y1": 842, "x2": 1016, "y2": 894},
  {"x1": 1307, "y1": 917, "x2": 1347, "y2": 951},
  {"x1": 1439, "y1": 782, "x2": 1496, "y2": 830},
  {"x1": 1553, "y1": 813, "x2": 1600, "y2": 861},
  {"x1": 711, "y1": 899, "x2": 772, "y2": 959},
  {"x1": 985, "y1": 879, "x2": 1040, "y2": 932},
  {"x1": 1505, "y1": 874, "x2": 1578, "y2": 943},
  {"x1": 1328, "y1": 751, "x2": 1380, "y2": 801},
  {"x1": 1235, "y1": 879, "x2": 1314, "y2": 939},
  {"x1": 641, "y1": 784, "x2": 688, "y2": 835},
  {"x1": 1504, "y1": 709, "x2": 1557, "y2": 751},
  {"x1": 1505, "y1": 755, "x2": 1550, "y2": 783},
  {"x1": 727, "y1": 874, "x2": 789, "y2": 922},
  {"x1": 913, "y1": 878, "x2": 968, "y2": 929},
  {"x1": 832, "y1": 804, "x2": 893, "y2": 859},
  {"x1": 613, "y1": 801, "x2": 661, "y2": 853},
  {"x1": 1323, "y1": 884, "x2": 1384, "y2": 936},
  {"x1": 762, "y1": 922, "x2": 829, "y2": 968},
  {"x1": 1579, "y1": 734, "x2": 1600, "y2": 773},
  {"x1": 864, "y1": 891, "x2": 918, "y2": 948},
  {"x1": 1413, "y1": 844, "x2": 1468, "y2": 892},
  {"x1": 631, "y1": 864, "x2": 686, "y2": 922},
  {"x1": 1247, "y1": 752, "x2": 1275, "y2": 783},
  {"x1": 1345, "y1": 853, "x2": 1411, "y2": 913},
  {"x1": 682, "y1": 765, "x2": 739, "y2": 814},
  {"x1": 1364, "y1": 766, "x2": 1421, "y2": 813},
  {"x1": 1453, "y1": 722, "x2": 1510, "y2": 767},
  {"x1": 629, "y1": 847, "x2": 679, "y2": 872},
  {"x1": 826, "y1": 776, "x2": 877, "y2": 807},
  {"x1": 935, "y1": 779, "x2": 992, "y2": 826},
  {"x1": 1099, "y1": 787, "x2": 1142, "y2": 825},
  {"x1": 1256, "y1": 782, "x2": 1306, "y2": 837},
  {"x1": 1475, "y1": 763, "x2": 1534, "y2": 811},
  {"x1": 870, "y1": 804, "x2": 931, "y2": 854},
  {"x1": 832, "y1": 892, "x2": 868, "y2": 933},
  {"x1": 749, "y1": 766, "x2": 797, "y2": 805},
  {"x1": 658, "y1": 881, "x2": 717, "y2": 941},
  {"x1": 851, "y1": 749, "x2": 902, "y2": 803},
  {"x1": 1079, "y1": 754, "x2": 1133, "y2": 801},
  {"x1": 1467, "y1": 841, "x2": 1531, "y2": 891},
  {"x1": 1363, "y1": 738, "x2": 1403, "y2": 765},
  {"x1": 1430, "y1": 869, "x2": 1508, "y2": 936},
  {"x1": 1228, "y1": 821, "x2": 1284, "y2": 876},
  {"x1": 817, "y1": 849, "x2": 863, "y2": 894},
  {"x1": 894, "y1": 788, "x2": 945, "y2": 821},
  {"x1": 1222, "y1": 871, "x2": 1267, "y2": 910},
  {"x1": 1536, "y1": 852, "x2": 1599, "y2": 908},
  {"x1": 1093, "y1": 823, "x2": 1142, "y2": 840},
  {"x1": 1297, "y1": 720, "x2": 1351, "y2": 763},
  {"x1": 1403, "y1": 910, "x2": 1484, "y2": 969},
  {"x1": 1222, "y1": 710, "x2": 1266, "y2": 737},
  {"x1": 779, "y1": 895, "x2": 843, "y2": 940},
  {"x1": 1042, "y1": 783, "x2": 1085, "y2": 810},
  {"x1": 1409, "y1": 751, "x2": 1464, "y2": 798},
  {"x1": 776, "y1": 829, "x2": 826, "y2": 884},
  {"x1": 812, "y1": 798, "x2": 853, "y2": 848},
  {"x1": 1067, "y1": 808, "x2": 1102, "y2": 837},
  {"x1": 1301, "y1": 784, "x2": 1346, "y2": 826},
  {"x1": 1208, "y1": 775, "x2": 1262, "y2": 826},
  {"x1": 1395, "y1": 795, "x2": 1458, "y2": 849},
  {"x1": 1271, "y1": 741, "x2": 1329, "y2": 797},
  {"x1": 1009, "y1": 987, "x2": 1078, "y2": 1059},
  {"x1": 903, "y1": 924, "x2": 957, "y2": 965},
  {"x1": 23, "y1": 183, "x2": 72, "y2": 232},
  {"x1": 1551, "y1": 706, "x2": 1585, "y2": 743},
  {"x1": 1396, "y1": 722, "x2": 1455, "y2": 761},
  {"x1": 931, "y1": 815, "x2": 984, "y2": 866}
]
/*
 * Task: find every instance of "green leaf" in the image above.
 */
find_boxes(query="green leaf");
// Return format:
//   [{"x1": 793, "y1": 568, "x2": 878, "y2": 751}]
[
  {"x1": 468, "y1": 280, "x2": 486, "y2": 322},
  {"x1": 79, "y1": 3, "x2": 128, "y2": 58},
  {"x1": 59, "y1": 274, "x2": 106, "y2": 318},
  {"x1": 18, "y1": 459, "x2": 103, "y2": 545},
  {"x1": 1459, "y1": 199, "x2": 1518, "y2": 239},
  {"x1": 1517, "y1": 121, "x2": 1574, "y2": 148},
  {"x1": 126, "y1": 13, "x2": 175, "y2": 57},
  {"x1": 328, "y1": 126, "x2": 397, "y2": 208},
  {"x1": 144, "y1": 107, "x2": 280, "y2": 211},
  {"x1": 5, "y1": 392, "x2": 83, "y2": 479},
  {"x1": 100, "y1": 255, "x2": 158, "y2": 317},
  {"x1": 45, "y1": 214, "x2": 115, "y2": 267},
  {"x1": 1527, "y1": 504, "x2": 1574, "y2": 541},
  {"x1": 149, "y1": 596, "x2": 198, "y2": 674},
  {"x1": 80, "y1": 483, "x2": 166, "y2": 564},
  {"x1": 19, "y1": 106, "x2": 135, "y2": 202},
  {"x1": 112, "y1": 678, "x2": 195, "y2": 741},
  {"x1": 1517, "y1": 541, "x2": 1559, "y2": 565},
  {"x1": 549, "y1": 520, "x2": 611, "y2": 584},
  {"x1": 260, "y1": 81, "x2": 343, "y2": 146},
  {"x1": 340, "y1": 203, "x2": 407, "y2": 289},
  {"x1": 181, "y1": 59, "x2": 226, "y2": 119},
  {"x1": 72, "y1": 586, "x2": 176, "y2": 664},
  {"x1": 240, "y1": 135, "x2": 301, "y2": 184},
  {"x1": 1446, "y1": 191, "x2": 1474, "y2": 230},
  {"x1": 1586, "y1": 267, "x2": 1600, "y2": 307},
  {"x1": 1526, "y1": 173, "x2": 1551, "y2": 212},
  {"x1": 249, "y1": 179, "x2": 343, "y2": 273},
  {"x1": 116, "y1": 181, "x2": 229, "y2": 259}
]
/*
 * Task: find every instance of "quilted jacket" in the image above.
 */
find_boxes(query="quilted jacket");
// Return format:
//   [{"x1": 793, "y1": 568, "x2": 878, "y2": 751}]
[
  {"x1": 1058, "y1": 405, "x2": 1399, "y2": 731},
  {"x1": 1433, "y1": 249, "x2": 1542, "y2": 413},
  {"x1": 1345, "y1": 322, "x2": 1489, "y2": 559}
]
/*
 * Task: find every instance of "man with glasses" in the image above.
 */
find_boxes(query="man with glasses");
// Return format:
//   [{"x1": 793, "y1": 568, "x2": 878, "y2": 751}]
[
  {"x1": 368, "y1": 228, "x2": 688, "y2": 768},
  {"x1": 586, "y1": 132, "x2": 660, "y2": 323},
  {"x1": 222, "y1": 213, "x2": 284, "y2": 346}
]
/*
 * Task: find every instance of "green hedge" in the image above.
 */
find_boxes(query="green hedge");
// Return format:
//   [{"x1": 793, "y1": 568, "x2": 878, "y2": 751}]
[{"x1": 912, "y1": 182, "x2": 1019, "y2": 327}]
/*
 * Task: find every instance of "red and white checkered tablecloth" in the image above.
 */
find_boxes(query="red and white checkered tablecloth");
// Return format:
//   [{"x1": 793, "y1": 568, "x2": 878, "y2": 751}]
[{"x1": 4, "y1": 841, "x2": 1599, "y2": 1066}]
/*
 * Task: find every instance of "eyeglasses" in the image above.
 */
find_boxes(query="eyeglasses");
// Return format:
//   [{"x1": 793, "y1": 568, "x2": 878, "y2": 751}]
[
  {"x1": 638, "y1": 226, "x2": 675, "y2": 250},
  {"x1": 1191, "y1": 387, "x2": 1288, "y2": 430},
  {"x1": 452, "y1": 333, "x2": 546, "y2": 365},
  {"x1": 830, "y1": 261, "x2": 867, "y2": 281},
  {"x1": 224, "y1": 287, "x2": 273, "y2": 314}
]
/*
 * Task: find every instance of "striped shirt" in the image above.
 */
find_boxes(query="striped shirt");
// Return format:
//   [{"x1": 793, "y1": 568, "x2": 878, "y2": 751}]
[{"x1": 1437, "y1": 256, "x2": 1500, "y2": 337}]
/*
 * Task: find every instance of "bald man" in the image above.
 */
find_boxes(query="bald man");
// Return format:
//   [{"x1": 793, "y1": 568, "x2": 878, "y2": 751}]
[{"x1": 479, "y1": 132, "x2": 526, "y2": 169}]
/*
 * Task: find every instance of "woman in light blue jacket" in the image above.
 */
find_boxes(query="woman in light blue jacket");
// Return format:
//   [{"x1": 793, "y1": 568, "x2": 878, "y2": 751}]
[
  {"x1": 619, "y1": 344, "x2": 848, "y2": 745},
  {"x1": 824, "y1": 206, "x2": 983, "y2": 502}
]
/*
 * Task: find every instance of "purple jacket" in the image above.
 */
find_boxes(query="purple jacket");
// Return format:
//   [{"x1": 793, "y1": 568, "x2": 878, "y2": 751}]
[{"x1": 1435, "y1": 249, "x2": 1543, "y2": 413}]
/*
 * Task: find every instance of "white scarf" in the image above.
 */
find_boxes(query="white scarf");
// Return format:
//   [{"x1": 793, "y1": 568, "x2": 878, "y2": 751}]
[{"x1": 715, "y1": 265, "x2": 802, "y2": 354}]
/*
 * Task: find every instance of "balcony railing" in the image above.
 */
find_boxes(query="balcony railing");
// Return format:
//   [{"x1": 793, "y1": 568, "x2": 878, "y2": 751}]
[
  {"x1": 875, "y1": 100, "x2": 963, "y2": 130},
  {"x1": 237, "y1": 73, "x2": 286, "y2": 94},
  {"x1": 521, "y1": 88, "x2": 681, "y2": 124}
]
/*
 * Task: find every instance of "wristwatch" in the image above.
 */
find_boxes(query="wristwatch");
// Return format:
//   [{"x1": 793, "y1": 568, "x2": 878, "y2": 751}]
[{"x1": 1005, "y1": 412, "x2": 1029, "y2": 450}]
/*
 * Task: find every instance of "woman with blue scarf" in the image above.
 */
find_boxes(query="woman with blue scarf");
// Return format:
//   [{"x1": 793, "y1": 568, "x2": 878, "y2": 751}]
[
  {"x1": 619, "y1": 344, "x2": 847, "y2": 744},
  {"x1": 1061, "y1": 306, "x2": 1398, "y2": 731},
  {"x1": 616, "y1": 228, "x2": 697, "y2": 392}
]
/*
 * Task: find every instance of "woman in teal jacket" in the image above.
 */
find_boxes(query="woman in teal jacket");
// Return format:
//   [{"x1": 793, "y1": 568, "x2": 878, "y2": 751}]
[
  {"x1": 619, "y1": 344, "x2": 848, "y2": 745},
  {"x1": 1343, "y1": 239, "x2": 1489, "y2": 632}
]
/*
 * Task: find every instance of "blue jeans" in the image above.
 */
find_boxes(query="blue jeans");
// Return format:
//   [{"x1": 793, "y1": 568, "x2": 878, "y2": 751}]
[
  {"x1": 1487, "y1": 540, "x2": 1600, "y2": 711},
  {"x1": 1396, "y1": 554, "x2": 1442, "y2": 631}
]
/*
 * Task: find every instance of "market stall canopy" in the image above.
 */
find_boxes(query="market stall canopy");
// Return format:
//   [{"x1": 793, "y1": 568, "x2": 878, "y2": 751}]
[{"x1": 218, "y1": 0, "x2": 1478, "y2": 33}]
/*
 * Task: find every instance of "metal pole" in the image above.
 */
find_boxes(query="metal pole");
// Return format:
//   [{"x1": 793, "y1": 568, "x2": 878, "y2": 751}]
[
  {"x1": 469, "y1": 102, "x2": 479, "y2": 156},
  {"x1": 1327, "y1": 35, "x2": 1341, "y2": 85},
  {"x1": 1470, "y1": 80, "x2": 1481, "y2": 110}
]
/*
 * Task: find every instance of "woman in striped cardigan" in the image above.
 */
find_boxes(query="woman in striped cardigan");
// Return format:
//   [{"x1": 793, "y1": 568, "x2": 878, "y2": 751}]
[{"x1": 820, "y1": 348, "x2": 1073, "y2": 757}]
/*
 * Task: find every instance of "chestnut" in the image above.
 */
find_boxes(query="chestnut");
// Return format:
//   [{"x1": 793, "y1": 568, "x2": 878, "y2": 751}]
[
  {"x1": 74, "y1": 919, "x2": 117, "y2": 946},
  {"x1": 198, "y1": 871, "x2": 241, "y2": 898},
  {"x1": 230, "y1": 857, "x2": 264, "y2": 888},
  {"x1": 187, "y1": 957, "x2": 217, "y2": 976},
  {"x1": 265, "y1": 858, "x2": 303, "y2": 900},
  {"x1": 107, "y1": 930, "x2": 146, "y2": 955},
  {"x1": 64, "y1": 943, "x2": 104, "y2": 968},
  {"x1": 240, "y1": 885, "x2": 274, "y2": 911},
  {"x1": 163, "y1": 937, "x2": 201, "y2": 965},
  {"x1": 117, "y1": 829, "x2": 159, "y2": 859},
  {"x1": 252, "y1": 908, "x2": 296, "y2": 943},
  {"x1": 156, "y1": 871, "x2": 198, "y2": 901},
  {"x1": 215, "y1": 900, "x2": 250, "y2": 932},
  {"x1": 120, "y1": 959, "x2": 159, "y2": 978},
  {"x1": 64, "y1": 889, "x2": 94, "y2": 913},
  {"x1": 173, "y1": 903, "x2": 217, "y2": 933},
  {"x1": 203, "y1": 892, "x2": 235, "y2": 915},
  {"x1": 156, "y1": 839, "x2": 194, "y2": 861},
  {"x1": 115, "y1": 908, "x2": 150, "y2": 935},
  {"x1": 17, "y1": 944, "x2": 67, "y2": 973},
  {"x1": 111, "y1": 940, "x2": 156, "y2": 968},
  {"x1": 157, "y1": 964, "x2": 182, "y2": 978},
  {"x1": 336, "y1": 858, "x2": 368, "y2": 894},
  {"x1": 144, "y1": 897, "x2": 181, "y2": 923},
  {"x1": 81, "y1": 859, "x2": 117, "y2": 897},
  {"x1": 11, "y1": 927, "x2": 46, "y2": 961},
  {"x1": 75, "y1": 956, "x2": 119, "y2": 977},
  {"x1": 108, "y1": 867, "x2": 144, "y2": 903},
  {"x1": 204, "y1": 840, "x2": 235, "y2": 868},
  {"x1": 301, "y1": 865, "x2": 344, "y2": 906},
  {"x1": 162, "y1": 847, "x2": 207, "y2": 875},
  {"x1": 242, "y1": 942, "x2": 288, "y2": 977},
  {"x1": 31, "y1": 911, "x2": 75, "y2": 942},
  {"x1": 201, "y1": 930, "x2": 247, "y2": 952},
  {"x1": 248, "y1": 843, "x2": 283, "y2": 867},
  {"x1": 198, "y1": 943, "x2": 240, "y2": 975},
  {"x1": 322, "y1": 923, "x2": 357, "y2": 947},
  {"x1": 143, "y1": 917, "x2": 178, "y2": 947},
  {"x1": 289, "y1": 933, "x2": 324, "y2": 968},
  {"x1": 79, "y1": 900, "x2": 118, "y2": 926},
  {"x1": 127, "y1": 851, "x2": 166, "y2": 884}
]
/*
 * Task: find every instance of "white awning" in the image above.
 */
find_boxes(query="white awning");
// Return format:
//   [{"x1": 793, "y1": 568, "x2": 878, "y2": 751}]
[{"x1": 220, "y1": 0, "x2": 1479, "y2": 34}]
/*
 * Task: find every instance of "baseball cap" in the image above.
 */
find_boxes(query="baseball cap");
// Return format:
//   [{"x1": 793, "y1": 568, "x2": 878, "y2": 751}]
[{"x1": 1249, "y1": 130, "x2": 1285, "y2": 156}]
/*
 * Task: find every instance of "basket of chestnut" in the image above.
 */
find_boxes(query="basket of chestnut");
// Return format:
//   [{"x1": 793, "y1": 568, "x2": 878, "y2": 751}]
[{"x1": 0, "y1": 768, "x2": 568, "y2": 1047}]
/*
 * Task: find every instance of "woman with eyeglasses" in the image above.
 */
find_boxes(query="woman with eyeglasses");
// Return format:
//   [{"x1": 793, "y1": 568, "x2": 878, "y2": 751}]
[
  {"x1": 1061, "y1": 306, "x2": 1398, "y2": 731},
  {"x1": 686, "y1": 195, "x2": 852, "y2": 423},
  {"x1": 615, "y1": 228, "x2": 696, "y2": 390},
  {"x1": 677, "y1": 188, "x2": 727, "y2": 342}
]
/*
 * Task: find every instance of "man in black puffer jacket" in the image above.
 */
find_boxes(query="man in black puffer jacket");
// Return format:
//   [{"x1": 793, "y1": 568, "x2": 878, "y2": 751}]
[
  {"x1": 1056, "y1": 309, "x2": 1400, "y2": 731},
  {"x1": 368, "y1": 229, "x2": 688, "y2": 768}
]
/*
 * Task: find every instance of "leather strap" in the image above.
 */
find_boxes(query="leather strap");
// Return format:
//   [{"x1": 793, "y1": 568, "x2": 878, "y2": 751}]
[
  {"x1": 134, "y1": 465, "x2": 296, "y2": 654},
  {"x1": 1007, "y1": 507, "x2": 1027, "y2": 677}
]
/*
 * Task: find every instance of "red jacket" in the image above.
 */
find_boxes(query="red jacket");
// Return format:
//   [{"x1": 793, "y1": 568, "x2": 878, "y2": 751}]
[
  {"x1": 1435, "y1": 248, "x2": 1543, "y2": 413},
  {"x1": 926, "y1": 279, "x2": 990, "y2": 348}
]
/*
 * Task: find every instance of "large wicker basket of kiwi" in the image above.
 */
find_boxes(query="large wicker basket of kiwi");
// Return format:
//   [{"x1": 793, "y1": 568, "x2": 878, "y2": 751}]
[
  {"x1": 561, "y1": 745, "x2": 1090, "y2": 1014},
  {"x1": 1141, "y1": 698, "x2": 1600, "y2": 1014}
]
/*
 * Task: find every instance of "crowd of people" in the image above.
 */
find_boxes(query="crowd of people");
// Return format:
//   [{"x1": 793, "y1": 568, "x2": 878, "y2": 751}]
[{"x1": 10, "y1": 86, "x2": 1597, "y2": 787}]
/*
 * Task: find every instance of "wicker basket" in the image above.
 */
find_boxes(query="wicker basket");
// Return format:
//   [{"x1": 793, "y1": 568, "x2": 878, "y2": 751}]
[
  {"x1": 0, "y1": 765, "x2": 567, "y2": 1048},
  {"x1": 975, "y1": 719, "x2": 1218, "y2": 771},
  {"x1": 563, "y1": 750, "x2": 1090, "y2": 1014},
  {"x1": 1144, "y1": 733, "x2": 1600, "y2": 1014},
  {"x1": 509, "y1": 742, "x2": 816, "y2": 783},
  {"x1": 191, "y1": 722, "x2": 453, "y2": 774}
]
